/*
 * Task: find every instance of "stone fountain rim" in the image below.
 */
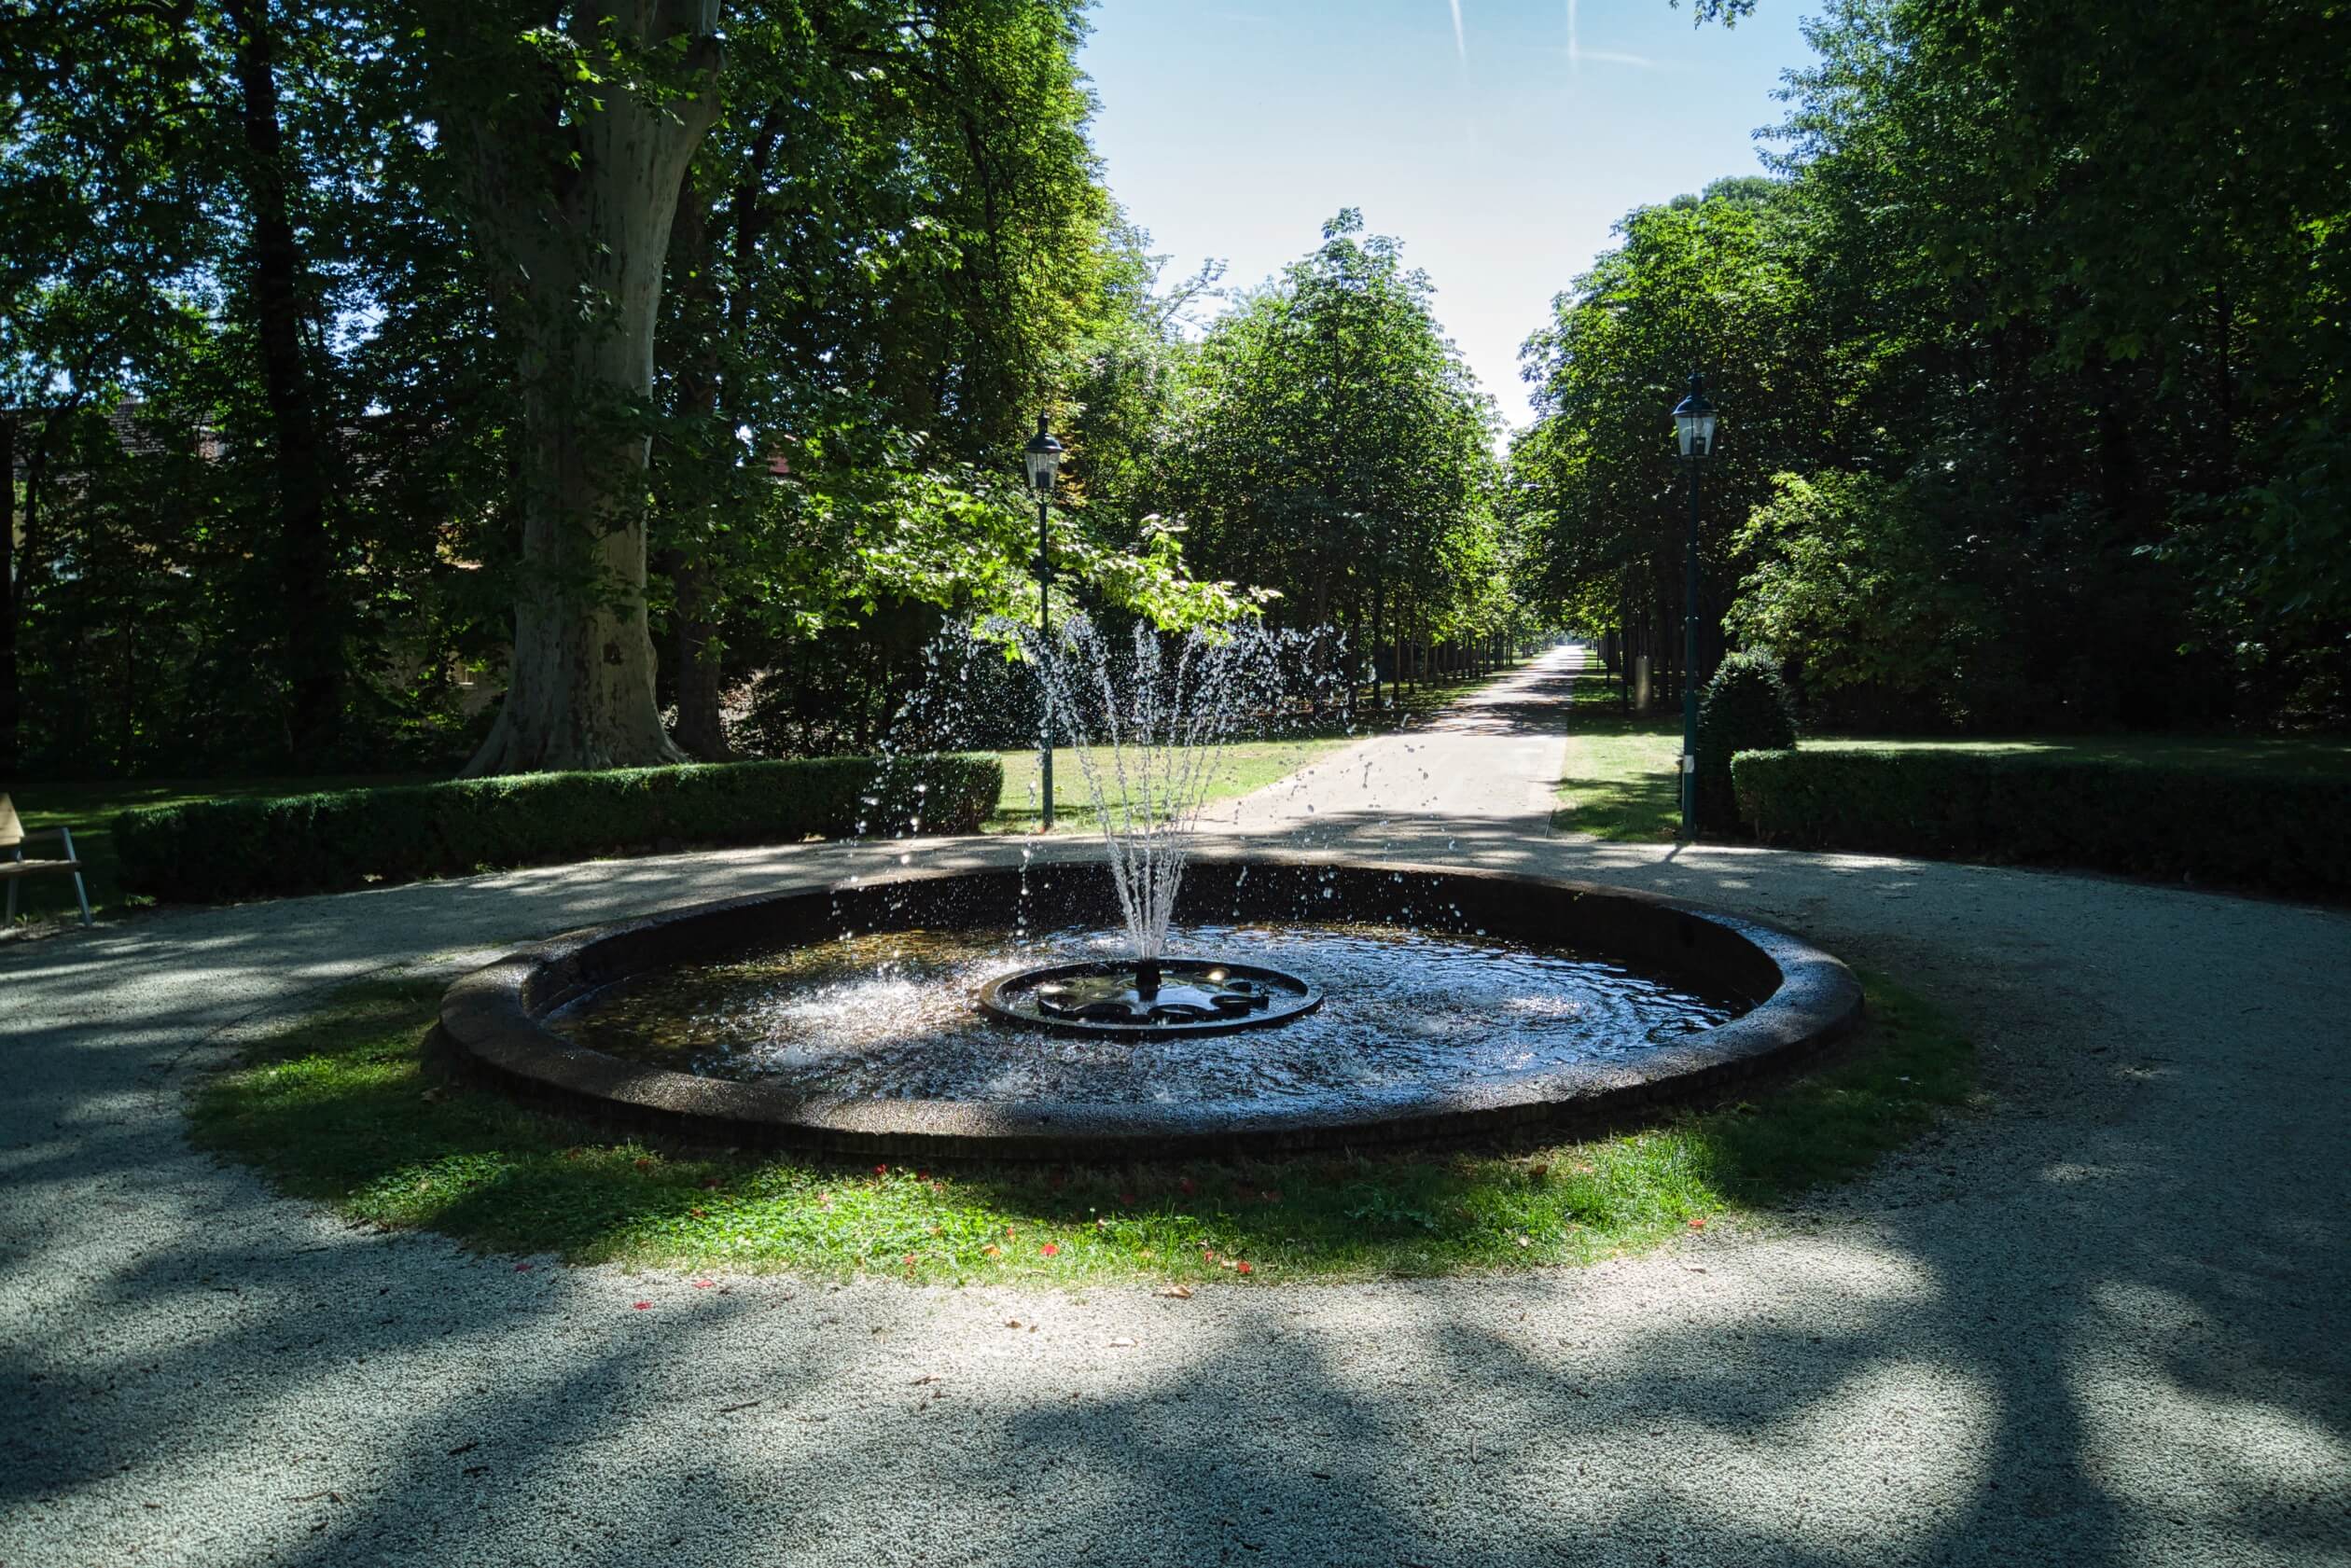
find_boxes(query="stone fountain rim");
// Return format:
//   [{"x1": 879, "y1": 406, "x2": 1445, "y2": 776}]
[{"x1": 437, "y1": 856, "x2": 1864, "y2": 1160}]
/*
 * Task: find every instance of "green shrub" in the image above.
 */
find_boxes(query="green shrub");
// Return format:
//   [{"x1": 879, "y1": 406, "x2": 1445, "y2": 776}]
[
  {"x1": 1695, "y1": 652, "x2": 1799, "y2": 833},
  {"x1": 1731, "y1": 748, "x2": 2351, "y2": 896},
  {"x1": 113, "y1": 754, "x2": 1002, "y2": 904}
]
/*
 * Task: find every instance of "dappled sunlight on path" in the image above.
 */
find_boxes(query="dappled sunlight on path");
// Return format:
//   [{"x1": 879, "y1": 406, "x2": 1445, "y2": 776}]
[{"x1": 4, "y1": 646, "x2": 2347, "y2": 1566}]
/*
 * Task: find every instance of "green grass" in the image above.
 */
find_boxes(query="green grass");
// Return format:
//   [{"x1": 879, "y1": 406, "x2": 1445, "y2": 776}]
[
  {"x1": 986, "y1": 738, "x2": 1356, "y2": 834},
  {"x1": 6, "y1": 773, "x2": 425, "y2": 924},
  {"x1": 187, "y1": 969, "x2": 1971, "y2": 1284}
]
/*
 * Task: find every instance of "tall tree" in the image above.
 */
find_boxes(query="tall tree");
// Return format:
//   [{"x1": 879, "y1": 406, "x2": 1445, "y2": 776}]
[
  {"x1": 223, "y1": 0, "x2": 341, "y2": 753},
  {"x1": 423, "y1": 1, "x2": 725, "y2": 775}
]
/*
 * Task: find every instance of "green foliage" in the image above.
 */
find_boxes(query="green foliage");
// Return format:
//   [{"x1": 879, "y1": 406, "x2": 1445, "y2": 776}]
[
  {"x1": 188, "y1": 969, "x2": 1969, "y2": 1280},
  {"x1": 1515, "y1": 0, "x2": 2351, "y2": 729},
  {"x1": 1732, "y1": 748, "x2": 2351, "y2": 896},
  {"x1": 112, "y1": 754, "x2": 1001, "y2": 904},
  {"x1": 1149, "y1": 211, "x2": 1527, "y2": 672},
  {"x1": 1694, "y1": 652, "x2": 1798, "y2": 830}
]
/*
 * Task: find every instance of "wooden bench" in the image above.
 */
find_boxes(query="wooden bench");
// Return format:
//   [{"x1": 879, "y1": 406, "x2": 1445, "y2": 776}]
[{"x1": 1, "y1": 794, "x2": 94, "y2": 928}]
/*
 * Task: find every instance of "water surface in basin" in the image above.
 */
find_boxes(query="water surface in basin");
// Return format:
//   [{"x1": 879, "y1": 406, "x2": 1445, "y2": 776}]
[{"x1": 548, "y1": 922, "x2": 1750, "y2": 1109}]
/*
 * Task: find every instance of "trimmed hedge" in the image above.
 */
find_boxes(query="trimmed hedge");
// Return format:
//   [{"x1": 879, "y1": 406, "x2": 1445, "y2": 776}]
[
  {"x1": 1695, "y1": 652, "x2": 1799, "y2": 832},
  {"x1": 114, "y1": 754, "x2": 1003, "y2": 904},
  {"x1": 1731, "y1": 747, "x2": 2351, "y2": 896}
]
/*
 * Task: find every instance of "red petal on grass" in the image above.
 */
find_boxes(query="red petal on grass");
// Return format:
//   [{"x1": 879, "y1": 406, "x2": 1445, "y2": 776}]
[
  {"x1": 1039, "y1": 1242, "x2": 1061, "y2": 1257},
  {"x1": 1236, "y1": 1261, "x2": 1252, "y2": 1275},
  {"x1": 873, "y1": 1163, "x2": 889, "y2": 1176},
  {"x1": 1688, "y1": 1216, "x2": 1706, "y2": 1230}
]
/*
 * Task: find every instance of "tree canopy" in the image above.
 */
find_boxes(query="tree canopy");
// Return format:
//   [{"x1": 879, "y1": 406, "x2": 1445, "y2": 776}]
[{"x1": 1514, "y1": 0, "x2": 2351, "y2": 730}]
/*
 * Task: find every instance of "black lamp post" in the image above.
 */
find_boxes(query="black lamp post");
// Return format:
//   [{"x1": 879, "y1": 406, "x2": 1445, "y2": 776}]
[
  {"x1": 1671, "y1": 373, "x2": 1718, "y2": 839},
  {"x1": 1022, "y1": 414, "x2": 1064, "y2": 832}
]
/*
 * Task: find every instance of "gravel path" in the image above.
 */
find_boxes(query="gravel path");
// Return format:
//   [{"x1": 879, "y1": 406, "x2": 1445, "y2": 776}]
[{"x1": 4, "y1": 646, "x2": 2347, "y2": 1567}]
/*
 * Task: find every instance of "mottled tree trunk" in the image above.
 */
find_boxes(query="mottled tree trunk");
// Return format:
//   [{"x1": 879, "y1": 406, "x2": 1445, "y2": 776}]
[{"x1": 455, "y1": 2, "x2": 723, "y2": 777}]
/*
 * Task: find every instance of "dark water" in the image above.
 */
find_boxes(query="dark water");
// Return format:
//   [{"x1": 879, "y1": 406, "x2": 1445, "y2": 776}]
[{"x1": 548, "y1": 922, "x2": 1750, "y2": 1109}]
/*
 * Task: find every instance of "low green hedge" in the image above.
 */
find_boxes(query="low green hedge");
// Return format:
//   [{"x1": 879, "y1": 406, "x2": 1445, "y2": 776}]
[
  {"x1": 114, "y1": 754, "x2": 1002, "y2": 904},
  {"x1": 1732, "y1": 747, "x2": 2351, "y2": 896}
]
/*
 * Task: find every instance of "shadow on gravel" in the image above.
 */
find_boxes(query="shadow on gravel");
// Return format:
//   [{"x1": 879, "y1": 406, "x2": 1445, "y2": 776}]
[{"x1": 4, "y1": 803, "x2": 2348, "y2": 1563}]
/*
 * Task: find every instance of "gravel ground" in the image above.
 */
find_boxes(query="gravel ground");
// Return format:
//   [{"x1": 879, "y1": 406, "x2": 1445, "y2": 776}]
[{"x1": 4, "y1": 647, "x2": 2347, "y2": 1567}]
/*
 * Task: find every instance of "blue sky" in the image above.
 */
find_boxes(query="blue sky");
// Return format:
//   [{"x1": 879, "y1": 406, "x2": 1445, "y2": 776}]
[{"x1": 1079, "y1": 0, "x2": 1820, "y2": 429}]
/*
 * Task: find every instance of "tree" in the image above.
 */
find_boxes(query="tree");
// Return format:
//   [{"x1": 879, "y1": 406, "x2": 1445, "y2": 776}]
[
  {"x1": 421, "y1": 2, "x2": 725, "y2": 775},
  {"x1": 1155, "y1": 212, "x2": 1504, "y2": 698}
]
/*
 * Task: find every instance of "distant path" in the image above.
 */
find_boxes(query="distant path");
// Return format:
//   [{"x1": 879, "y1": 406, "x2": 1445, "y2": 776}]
[
  {"x1": 4, "y1": 640, "x2": 2348, "y2": 1568},
  {"x1": 1219, "y1": 642, "x2": 1587, "y2": 841}
]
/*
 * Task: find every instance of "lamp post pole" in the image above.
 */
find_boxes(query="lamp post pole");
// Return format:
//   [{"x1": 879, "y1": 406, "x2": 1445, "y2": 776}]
[
  {"x1": 1670, "y1": 373, "x2": 1718, "y2": 840},
  {"x1": 1022, "y1": 415, "x2": 1064, "y2": 832},
  {"x1": 1036, "y1": 486, "x2": 1053, "y2": 831},
  {"x1": 1681, "y1": 453, "x2": 1701, "y2": 836}
]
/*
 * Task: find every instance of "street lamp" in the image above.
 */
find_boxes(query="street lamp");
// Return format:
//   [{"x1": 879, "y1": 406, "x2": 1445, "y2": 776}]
[
  {"x1": 1671, "y1": 373, "x2": 1718, "y2": 838},
  {"x1": 1022, "y1": 414, "x2": 1064, "y2": 831}
]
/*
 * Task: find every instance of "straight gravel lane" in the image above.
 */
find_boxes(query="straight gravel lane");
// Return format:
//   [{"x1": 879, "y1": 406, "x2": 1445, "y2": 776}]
[{"x1": 3, "y1": 646, "x2": 2346, "y2": 1567}]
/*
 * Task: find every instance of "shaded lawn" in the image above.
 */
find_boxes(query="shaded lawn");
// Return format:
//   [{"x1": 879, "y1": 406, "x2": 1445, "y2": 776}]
[{"x1": 188, "y1": 969, "x2": 1969, "y2": 1285}]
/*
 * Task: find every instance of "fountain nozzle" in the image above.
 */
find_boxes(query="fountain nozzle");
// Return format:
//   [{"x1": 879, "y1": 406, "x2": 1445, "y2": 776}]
[{"x1": 1134, "y1": 959, "x2": 1162, "y2": 998}]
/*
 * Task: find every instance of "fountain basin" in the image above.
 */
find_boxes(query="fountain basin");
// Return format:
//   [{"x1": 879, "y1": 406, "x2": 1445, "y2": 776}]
[{"x1": 438, "y1": 859, "x2": 1862, "y2": 1160}]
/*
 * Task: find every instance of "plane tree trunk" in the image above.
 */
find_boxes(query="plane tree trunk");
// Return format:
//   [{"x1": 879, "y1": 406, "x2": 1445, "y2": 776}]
[{"x1": 438, "y1": 1, "x2": 725, "y2": 776}]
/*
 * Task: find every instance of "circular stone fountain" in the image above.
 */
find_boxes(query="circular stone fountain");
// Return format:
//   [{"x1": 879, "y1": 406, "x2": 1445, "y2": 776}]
[{"x1": 438, "y1": 859, "x2": 1861, "y2": 1160}]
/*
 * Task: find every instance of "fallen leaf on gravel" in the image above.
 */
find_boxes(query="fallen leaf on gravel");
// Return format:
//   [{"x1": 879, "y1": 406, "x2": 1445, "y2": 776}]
[
  {"x1": 632, "y1": 1301, "x2": 652, "y2": 1311},
  {"x1": 1687, "y1": 1217, "x2": 1706, "y2": 1230},
  {"x1": 911, "y1": 1374, "x2": 939, "y2": 1386},
  {"x1": 716, "y1": 1398, "x2": 761, "y2": 1413},
  {"x1": 1006, "y1": 1318, "x2": 1022, "y2": 1328},
  {"x1": 1157, "y1": 1284, "x2": 1192, "y2": 1299},
  {"x1": 690, "y1": 1279, "x2": 715, "y2": 1289},
  {"x1": 1684, "y1": 1265, "x2": 1708, "y2": 1274},
  {"x1": 1108, "y1": 1337, "x2": 1136, "y2": 1347},
  {"x1": 447, "y1": 1441, "x2": 478, "y2": 1456},
  {"x1": 513, "y1": 1263, "x2": 533, "y2": 1272}
]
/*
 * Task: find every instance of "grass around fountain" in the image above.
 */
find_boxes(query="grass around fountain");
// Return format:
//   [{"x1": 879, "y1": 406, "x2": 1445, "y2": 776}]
[{"x1": 188, "y1": 969, "x2": 1973, "y2": 1284}]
